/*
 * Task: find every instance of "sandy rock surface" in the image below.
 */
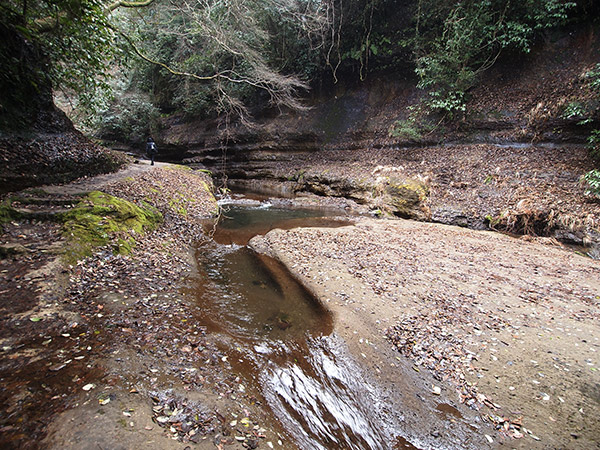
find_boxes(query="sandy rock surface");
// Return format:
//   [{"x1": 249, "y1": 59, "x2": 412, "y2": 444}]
[{"x1": 250, "y1": 217, "x2": 600, "y2": 449}]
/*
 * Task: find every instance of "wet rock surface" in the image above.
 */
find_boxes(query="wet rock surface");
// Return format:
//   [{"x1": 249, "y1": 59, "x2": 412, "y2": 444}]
[
  {"x1": 154, "y1": 27, "x2": 600, "y2": 249},
  {"x1": 188, "y1": 143, "x2": 599, "y2": 250},
  {"x1": 2, "y1": 158, "x2": 600, "y2": 449}
]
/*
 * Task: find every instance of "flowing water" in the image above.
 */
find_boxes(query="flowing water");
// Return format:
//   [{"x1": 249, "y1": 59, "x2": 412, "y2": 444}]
[{"x1": 191, "y1": 198, "x2": 416, "y2": 449}]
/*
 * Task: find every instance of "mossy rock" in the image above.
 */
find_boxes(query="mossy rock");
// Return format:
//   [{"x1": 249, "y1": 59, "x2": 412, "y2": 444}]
[
  {"x1": 0, "y1": 243, "x2": 29, "y2": 258},
  {"x1": 385, "y1": 177, "x2": 429, "y2": 220},
  {"x1": 168, "y1": 193, "x2": 189, "y2": 217},
  {"x1": 62, "y1": 191, "x2": 162, "y2": 263},
  {"x1": 164, "y1": 164, "x2": 193, "y2": 172},
  {"x1": 0, "y1": 204, "x2": 23, "y2": 229}
]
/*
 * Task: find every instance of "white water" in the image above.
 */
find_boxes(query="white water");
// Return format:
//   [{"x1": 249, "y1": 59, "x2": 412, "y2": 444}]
[{"x1": 259, "y1": 335, "x2": 398, "y2": 449}]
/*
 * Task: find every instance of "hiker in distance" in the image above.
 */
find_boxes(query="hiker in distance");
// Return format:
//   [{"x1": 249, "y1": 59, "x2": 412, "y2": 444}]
[{"x1": 146, "y1": 137, "x2": 158, "y2": 165}]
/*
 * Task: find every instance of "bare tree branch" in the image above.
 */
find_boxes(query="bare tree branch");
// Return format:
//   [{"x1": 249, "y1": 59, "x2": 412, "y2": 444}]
[
  {"x1": 117, "y1": 27, "x2": 222, "y2": 81},
  {"x1": 117, "y1": 22, "x2": 309, "y2": 116}
]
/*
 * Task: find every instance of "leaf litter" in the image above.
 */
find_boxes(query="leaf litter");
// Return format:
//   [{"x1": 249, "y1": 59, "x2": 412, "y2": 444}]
[{"x1": 0, "y1": 165, "x2": 282, "y2": 448}]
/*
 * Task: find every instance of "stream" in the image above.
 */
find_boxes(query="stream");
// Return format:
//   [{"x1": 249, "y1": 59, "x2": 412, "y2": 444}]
[{"x1": 191, "y1": 197, "x2": 417, "y2": 449}]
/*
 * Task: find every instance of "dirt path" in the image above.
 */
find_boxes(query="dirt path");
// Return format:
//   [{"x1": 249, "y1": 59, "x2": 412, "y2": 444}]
[
  {"x1": 41, "y1": 159, "x2": 163, "y2": 195},
  {"x1": 250, "y1": 218, "x2": 600, "y2": 449}
]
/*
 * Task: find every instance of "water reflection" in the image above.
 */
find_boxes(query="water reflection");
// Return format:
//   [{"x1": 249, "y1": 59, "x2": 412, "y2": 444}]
[
  {"x1": 195, "y1": 241, "x2": 331, "y2": 340},
  {"x1": 210, "y1": 203, "x2": 351, "y2": 246}
]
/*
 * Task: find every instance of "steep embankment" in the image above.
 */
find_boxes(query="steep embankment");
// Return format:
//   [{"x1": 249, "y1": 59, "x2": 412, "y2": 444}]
[
  {"x1": 154, "y1": 24, "x2": 600, "y2": 251},
  {"x1": 0, "y1": 128, "x2": 129, "y2": 194}
]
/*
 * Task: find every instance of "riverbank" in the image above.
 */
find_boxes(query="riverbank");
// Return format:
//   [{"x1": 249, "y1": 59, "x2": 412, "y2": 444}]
[
  {"x1": 250, "y1": 218, "x2": 600, "y2": 449},
  {"x1": 0, "y1": 162, "x2": 289, "y2": 449},
  {"x1": 159, "y1": 25, "x2": 600, "y2": 252}
]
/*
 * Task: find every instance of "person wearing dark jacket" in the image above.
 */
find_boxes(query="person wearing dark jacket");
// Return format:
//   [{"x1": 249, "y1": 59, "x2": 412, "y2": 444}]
[{"x1": 146, "y1": 137, "x2": 158, "y2": 165}]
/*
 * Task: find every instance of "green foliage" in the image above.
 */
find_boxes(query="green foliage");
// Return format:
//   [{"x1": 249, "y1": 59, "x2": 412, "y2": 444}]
[
  {"x1": 588, "y1": 63, "x2": 600, "y2": 92},
  {"x1": 328, "y1": 0, "x2": 415, "y2": 80},
  {"x1": 530, "y1": 0, "x2": 576, "y2": 29},
  {"x1": 588, "y1": 130, "x2": 600, "y2": 159},
  {"x1": 0, "y1": 204, "x2": 23, "y2": 231},
  {"x1": 0, "y1": 0, "x2": 588, "y2": 134},
  {"x1": 587, "y1": 64, "x2": 600, "y2": 161},
  {"x1": 412, "y1": 0, "x2": 576, "y2": 116},
  {"x1": 258, "y1": 1, "x2": 328, "y2": 82},
  {"x1": 582, "y1": 63, "x2": 600, "y2": 196},
  {"x1": 562, "y1": 101, "x2": 586, "y2": 120},
  {"x1": 389, "y1": 115, "x2": 427, "y2": 141},
  {"x1": 0, "y1": 0, "x2": 122, "y2": 119},
  {"x1": 94, "y1": 93, "x2": 161, "y2": 144},
  {"x1": 583, "y1": 169, "x2": 600, "y2": 197},
  {"x1": 118, "y1": 0, "x2": 317, "y2": 121},
  {"x1": 560, "y1": 64, "x2": 600, "y2": 127},
  {"x1": 388, "y1": 103, "x2": 437, "y2": 141},
  {"x1": 561, "y1": 63, "x2": 600, "y2": 173}
]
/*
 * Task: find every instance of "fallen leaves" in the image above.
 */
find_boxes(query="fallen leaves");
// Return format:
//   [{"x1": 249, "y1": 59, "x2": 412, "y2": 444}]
[
  {"x1": 149, "y1": 392, "x2": 217, "y2": 444},
  {"x1": 0, "y1": 166, "x2": 219, "y2": 446},
  {"x1": 386, "y1": 309, "x2": 500, "y2": 412}
]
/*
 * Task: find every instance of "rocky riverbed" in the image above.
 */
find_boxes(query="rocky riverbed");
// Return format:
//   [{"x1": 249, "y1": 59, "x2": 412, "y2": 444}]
[
  {"x1": 0, "y1": 163, "x2": 290, "y2": 449},
  {"x1": 1, "y1": 160, "x2": 600, "y2": 449}
]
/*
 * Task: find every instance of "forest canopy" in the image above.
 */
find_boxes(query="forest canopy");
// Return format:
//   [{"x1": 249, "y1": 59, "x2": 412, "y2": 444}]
[{"x1": 0, "y1": 0, "x2": 594, "y2": 135}]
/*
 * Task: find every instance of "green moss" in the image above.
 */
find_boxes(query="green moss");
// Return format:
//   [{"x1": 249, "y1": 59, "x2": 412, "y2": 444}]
[
  {"x1": 169, "y1": 200, "x2": 188, "y2": 216},
  {"x1": 140, "y1": 200, "x2": 154, "y2": 211},
  {"x1": 0, "y1": 204, "x2": 18, "y2": 223},
  {"x1": 0, "y1": 203, "x2": 23, "y2": 231},
  {"x1": 198, "y1": 180, "x2": 214, "y2": 196},
  {"x1": 168, "y1": 192, "x2": 189, "y2": 217},
  {"x1": 485, "y1": 213, "x2": 502, "y2": 228},
  {"x1": 385, "y1": 178, "x2": 429, "y2": 219},
  {"x1": 23, "y1": 188, "x2": 49, "y2": 196},
  {"x1": 61, "y1": 191, "x2": 162, "y2": 263},
  {"x1": 288, "y1": 169, "x2": 306, "y2": 182},
  {"x1": 164, "y1": 164, "x2": 192, "y2": 172}
]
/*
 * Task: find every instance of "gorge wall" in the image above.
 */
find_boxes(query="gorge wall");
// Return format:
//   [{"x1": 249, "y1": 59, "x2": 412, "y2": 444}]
[
  {"x1": 0, "y1": 24, "x2": 126, "y2": 194},
  {"x1": 145, "y1": 25, "x2": 600, "y2": 250}
]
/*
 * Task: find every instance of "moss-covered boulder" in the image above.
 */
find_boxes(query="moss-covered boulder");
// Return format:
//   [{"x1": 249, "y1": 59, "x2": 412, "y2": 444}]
[
  {"x1": 62, "y1": 191, "x2": 162, "y2": 263},
  {"x1": 384, "y1": 177, "x2": 430, "y2": 220}
]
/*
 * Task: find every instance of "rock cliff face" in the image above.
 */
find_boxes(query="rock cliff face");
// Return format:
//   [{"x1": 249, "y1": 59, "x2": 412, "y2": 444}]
[
  {"x1": 0, "y1": 25, "x2": 126, "y2": 194},
  {"x1": 157, "y1": 23, "x2": 599, "y2": 173},
  {"x1": 147, "y1": 25, "x2": 600, "y2": 248}
]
